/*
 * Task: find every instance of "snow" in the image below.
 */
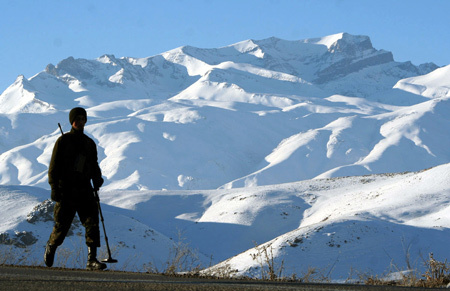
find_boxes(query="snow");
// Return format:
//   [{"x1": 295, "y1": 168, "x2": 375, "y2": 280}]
[
  {"x1": 313, "y1": 32, "x2": 345, "y2": 49},
  {"x1": 205, "y1": 164, "x2": 450, "y2": 279},
  {"x1": 0, "y1": 33, "x2": 450, "y2": 281},
  {"x1": 1, "y1": 165, "x2": 450, "y2": 278},
  {"x1": 394, "y1": 64, "x2": 450, "y2": 98}
]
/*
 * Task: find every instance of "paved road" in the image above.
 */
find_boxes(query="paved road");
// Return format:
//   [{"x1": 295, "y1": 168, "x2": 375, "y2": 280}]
[{"x1": 0, "y1": 265, "x2": 440, "y2": 290}]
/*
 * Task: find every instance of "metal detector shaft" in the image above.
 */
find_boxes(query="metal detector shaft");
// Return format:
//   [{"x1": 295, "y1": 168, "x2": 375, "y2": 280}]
[{"x1": 94, "y1": 191, "x2": 118, "y2": 263}]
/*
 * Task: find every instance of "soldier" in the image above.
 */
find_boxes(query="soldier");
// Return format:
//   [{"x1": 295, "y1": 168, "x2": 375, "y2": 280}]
[{"x1": 44, "y1": 107, "x2": 106, "y2": 270}]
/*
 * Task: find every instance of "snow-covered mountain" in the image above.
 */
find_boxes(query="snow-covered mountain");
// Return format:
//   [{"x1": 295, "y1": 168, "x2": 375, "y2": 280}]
[
  {"x1": 1, "y1": 32, "x2": 450, "y2": 281},
  {"x1": 0, "y1": 33, "x2": 446, "y2": 191}
]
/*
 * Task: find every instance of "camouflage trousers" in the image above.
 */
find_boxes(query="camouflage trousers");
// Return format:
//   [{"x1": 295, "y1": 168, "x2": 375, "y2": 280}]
[{"x1": 48, "y1": 197, "x2": 100, "y2": 247}]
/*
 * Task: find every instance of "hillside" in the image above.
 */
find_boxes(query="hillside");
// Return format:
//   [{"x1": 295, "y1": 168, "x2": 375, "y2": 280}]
[{"x1": 1, "y1": 164, "x2": 449, "y2": 280}]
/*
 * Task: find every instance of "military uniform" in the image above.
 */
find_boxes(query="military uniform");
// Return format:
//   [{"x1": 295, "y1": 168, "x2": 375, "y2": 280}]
[
  {"x1": 47, "y1": 127, "x2": 103, "y2": 247},
  {"x1": 45, "y1": 107, "x2": 106, "y2": 270}
]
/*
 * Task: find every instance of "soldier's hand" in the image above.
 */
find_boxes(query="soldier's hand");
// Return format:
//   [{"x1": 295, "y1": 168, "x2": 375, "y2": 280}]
[
  {"x1": 93, "y1": 177, "x2": 104, "y2": 191},
  {"x1": 93, "y1": 190, "x2": 100, "y2": 202}
]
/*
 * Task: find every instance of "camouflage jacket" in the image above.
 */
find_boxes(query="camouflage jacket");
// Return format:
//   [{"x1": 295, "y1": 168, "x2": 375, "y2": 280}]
[{"x1": 48, "y1": 127, "x2": 103, "y2": 197}]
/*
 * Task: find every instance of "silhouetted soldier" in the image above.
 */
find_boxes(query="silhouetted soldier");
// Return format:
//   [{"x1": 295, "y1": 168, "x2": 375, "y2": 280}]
[{"x1": 44, "y1": 107, "x2": 106, "y2": 270}]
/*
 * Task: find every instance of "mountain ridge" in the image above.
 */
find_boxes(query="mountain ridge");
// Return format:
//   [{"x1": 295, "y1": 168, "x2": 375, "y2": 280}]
[
  {"x1": 1, "y1": 33, "x2": 439, "y2": 114},
  {"x1": 0, "y1": 33, "x2": 447, "y2": 191}
]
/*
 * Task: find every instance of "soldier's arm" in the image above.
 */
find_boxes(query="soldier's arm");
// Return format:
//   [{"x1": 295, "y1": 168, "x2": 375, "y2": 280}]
[
  {"x1": 90, "y1": 140, "x2": 104, "y2": 190},
  {"x1": 48, "y1": 137, "x2": 63, "y2": 201}
]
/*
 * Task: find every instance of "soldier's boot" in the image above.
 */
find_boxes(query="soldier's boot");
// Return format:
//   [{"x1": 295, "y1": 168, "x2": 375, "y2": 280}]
[
  {"x1": 44, "y1": 241, "x2": 57, "y2": 267},
  {"x1": 86, "y1": 246, "x2": 107, "y2": 270}
]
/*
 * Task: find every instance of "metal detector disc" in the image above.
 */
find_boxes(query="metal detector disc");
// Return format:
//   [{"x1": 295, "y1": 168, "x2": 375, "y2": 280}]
[{"x1": 101, "y1": 259, "x2": 118, "y2": 263}]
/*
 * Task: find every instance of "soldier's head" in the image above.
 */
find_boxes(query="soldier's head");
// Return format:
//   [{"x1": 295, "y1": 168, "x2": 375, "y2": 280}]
[{"x1": 69, "y1": 107, "x2": 87, "y2": 131}]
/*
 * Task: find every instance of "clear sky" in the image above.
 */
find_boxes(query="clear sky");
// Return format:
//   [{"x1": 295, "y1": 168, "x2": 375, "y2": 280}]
[{"x1": 1, "y1": 0, "x2": 449, "y2": 92}]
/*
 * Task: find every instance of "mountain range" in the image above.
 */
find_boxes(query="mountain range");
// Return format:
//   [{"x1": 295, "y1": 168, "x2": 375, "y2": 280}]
[{"x1": 1, "y1": 32, "x2": 449, "y2": 281}]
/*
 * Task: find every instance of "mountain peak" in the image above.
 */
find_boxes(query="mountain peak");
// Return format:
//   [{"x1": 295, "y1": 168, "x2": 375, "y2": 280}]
[
  {"x1": 0, "y1": 74, "x2": 55, "y2": 114},
  {"x1": 13, "y1": 74, "x2": 27, "y2": 85},
  {"x1": 327, "y1": 33, "x2": 373, "y2": 53},
  {"x1": 97, "y1": 54, "x2": 118, "y2": 64},
  {"x1": 310, "y1": 32, "x2": 346, "y2": 49},
  {"x1": 4, "y1": 74, "x2": 32, "y2": 92},
  {"x1": 52, "y1": 56, "x2": 94, "y2": 80}
]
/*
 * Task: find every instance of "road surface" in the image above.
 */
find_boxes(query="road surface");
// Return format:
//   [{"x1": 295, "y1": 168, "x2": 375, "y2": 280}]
[{"x1": 0, "y1": 265, "x2": 440, "y2": 290}]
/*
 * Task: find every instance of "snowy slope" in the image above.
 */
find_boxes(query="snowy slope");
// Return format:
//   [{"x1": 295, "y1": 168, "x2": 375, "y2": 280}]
[
  {"x1": 204, "y1": 163, "x2": 450, "y2": 280},
  {"x1": 0, "y1": 185, "x2": 186, "y2": 271},
  {"x1": 394, "y1": 64, "x2": 450, "y2": 98},
  {"x1": 1, "y1": 163, "x2": 449, "y2": 280}
]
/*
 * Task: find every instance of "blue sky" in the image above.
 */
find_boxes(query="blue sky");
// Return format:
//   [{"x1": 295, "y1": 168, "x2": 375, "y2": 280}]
[{"x1": 1, "y1": 0, "x2": 449, "y2": 92}]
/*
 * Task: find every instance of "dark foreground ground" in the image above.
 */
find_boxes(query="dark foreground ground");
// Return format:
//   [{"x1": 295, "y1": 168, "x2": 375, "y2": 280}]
[{"x1": 0, "y1": 265, "x2": 442, "y2": 291}]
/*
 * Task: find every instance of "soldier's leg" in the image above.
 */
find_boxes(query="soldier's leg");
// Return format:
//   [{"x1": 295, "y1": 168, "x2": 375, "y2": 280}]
[
  {"x1": 48, "y1": 201, "x2": 77, "y2": 246},
  {"x1": 77, "y1": 200, "x2": 101, "y2": 247},
  {"x1": 45, "y1": 201, "x2": 76, "y2": 267},
  {"x1": 78, "y1": 199, "x2": 106, "y2": 270}
]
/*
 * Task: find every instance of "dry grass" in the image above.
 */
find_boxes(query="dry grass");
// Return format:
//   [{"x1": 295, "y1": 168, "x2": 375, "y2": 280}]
[
  {"x1": 143, "y1": 229, "x2": 203, "y2": 275},
  {"x1": 364, "y1": 253, "x2": 450, "y2": 288},
  {"x1": 250, "y1": 243, "x2": 285, "y2": 280}
]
